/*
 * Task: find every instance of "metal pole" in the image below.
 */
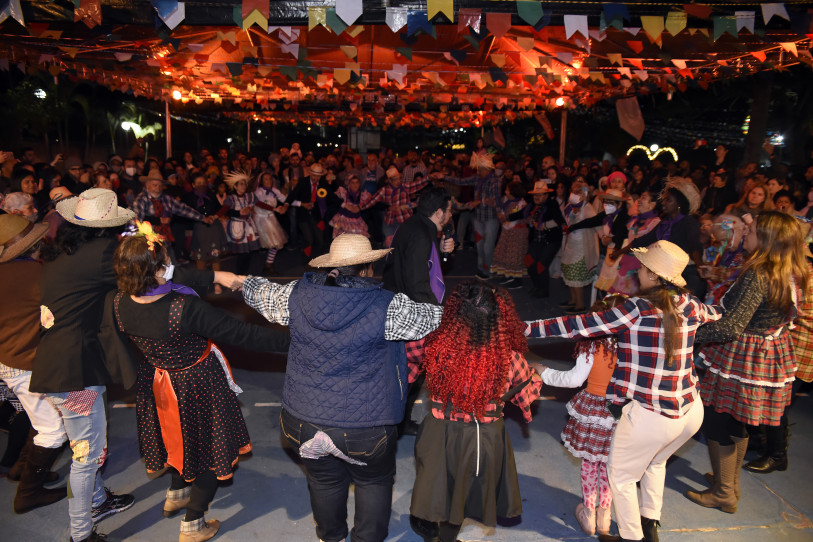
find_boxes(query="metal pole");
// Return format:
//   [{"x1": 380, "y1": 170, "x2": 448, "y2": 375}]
[
  {"x1": 165, "y1": 100, "x2": 172, "y2": 158},
  {"x1": 247, "y1": 119, "x2": 251, "y2": 153},
  {"x1": 558, "y1": 109, "x2": 567, "y2": 166}
]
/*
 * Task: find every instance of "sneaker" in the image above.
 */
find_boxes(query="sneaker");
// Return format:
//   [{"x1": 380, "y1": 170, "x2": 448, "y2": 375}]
[
  {"x1": 91, "y1": 489, "x2": 135, "y2": 523},
  {"x1": 70, "y1": 527, "x2": 108, "y2": 542},
  {"x1": 505, "y1": 278, "x2": 523, "y2": 289},
  {"x1": 475, "y1": 270, "x2": 489, "y2": 280}
]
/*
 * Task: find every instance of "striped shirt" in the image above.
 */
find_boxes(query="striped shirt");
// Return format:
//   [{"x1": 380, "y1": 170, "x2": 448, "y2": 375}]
[{"x1": 526, "y1": 294, "x2": 722, "y2": 418}]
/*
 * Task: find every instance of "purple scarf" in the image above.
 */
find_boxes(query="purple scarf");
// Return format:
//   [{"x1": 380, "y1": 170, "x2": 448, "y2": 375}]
[
  {"x1": 428, "y1": 242, "x2": 445, "y2": 303},
  {"x1": 193, "y1": 188, "x2": 211, "y2": 209},
  {"x1": 563, "y1": 200, "x2": 583, "y2": 219},
  {"x1": 602, "y1": 208, "x2": 620, "y2": 230},
  {"x1": 655, "y1": 213, "x2": 685, "y2": 241},
  {"x1": 144, "y1": 281, "x2": 199, "y2": 297}
]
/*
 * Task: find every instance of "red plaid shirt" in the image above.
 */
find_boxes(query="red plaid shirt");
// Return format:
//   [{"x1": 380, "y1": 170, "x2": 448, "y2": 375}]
[
  {"x1": 361, "y1": 178, "x2": 429, "y2": 225},
  {"x1": 526, "y1": 294, "x2": 722, "y2": 419},
  {"x1": 407, "y1": 341, "x2": 542, "y2": 424},
  {"x1": 792, "y1": 266, "x2": 813, "y2": 382}
]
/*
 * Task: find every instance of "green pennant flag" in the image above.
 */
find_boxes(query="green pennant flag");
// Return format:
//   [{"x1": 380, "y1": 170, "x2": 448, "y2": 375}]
[
  {"x1": 326, "y1": 8, "x2": 348, "y2": 35},
  {"x1": 713, "y1": 16, "x2": 737, "y2": 42},
  {"x1": 395, "y1": 47, "x2": 413, "y2": 61},
  {"x1": 463, "y1": 34, "x2": 480, "y2": 51},
  {"x1": 280, "y1": 66, "x2": 298, "y2": 80},
  {"x1": 233, "y1": 6, "x2": 242, "y2": 27},
  {"x1": 516, "y1": 1, "x2": 543, "y2": 27}
]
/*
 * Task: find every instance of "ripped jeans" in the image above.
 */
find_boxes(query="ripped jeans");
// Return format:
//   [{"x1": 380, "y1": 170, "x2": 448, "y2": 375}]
[{"x1": 48, "y1": 386, "x2": 108, "y2": 541}]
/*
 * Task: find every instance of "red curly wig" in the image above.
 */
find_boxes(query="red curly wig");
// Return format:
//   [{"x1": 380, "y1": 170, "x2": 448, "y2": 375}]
[{"x1": 423, "y1": 281, "x2": 527, "y2": 419}]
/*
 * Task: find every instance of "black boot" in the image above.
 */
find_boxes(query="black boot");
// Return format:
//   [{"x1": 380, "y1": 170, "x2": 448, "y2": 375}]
[
  {"x1": 13, "y1": 445, "x2": 67, "y2": 513},
  {"x1": 0, "y1": 409, "x2": 32, "y2": 472},
  {"x1": 410, "y1": 514, "x2": 439, "y2": 542},
  {"x1": 598, "y1": 535, "x2": 644, "y2": 542},
  {"x1": 641, "y1": 517, "x2": 660, "y2": 542},
  {"x1": 744, "y1": 420, "x2": 788, "y2": 473}
]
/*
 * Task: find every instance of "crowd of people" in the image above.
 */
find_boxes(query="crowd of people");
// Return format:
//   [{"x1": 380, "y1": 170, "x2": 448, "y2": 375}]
[{"x1": 0, "y1": 139, "x2": 811, "y2": 542}]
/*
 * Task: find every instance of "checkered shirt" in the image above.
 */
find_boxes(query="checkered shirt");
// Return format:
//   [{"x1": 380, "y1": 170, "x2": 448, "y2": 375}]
[
  {"x1": 361, "y1": 178, "x2": 429, "y2": 225},
  {"x1": 792, "y1": 266, "x2": 813, "y2": 382},
  {"x1": 445, "y1": 171, "x2": 501, "y2": 221},
  {"x1": 242, "y1": 276, "x2": 442, "y2": 341},
  {"x1": 408, "y1": 344, "x2": 542, "y2": 424},
  {"x1": 0, "y1": 361, "x2": 27, "y2": 381},
  {"x1": 0, "y1": 378, "x2": 23, "y2": 412},
  {"x1": 402, "y1": 162, "x2": 427, "y2": 185},
  {"x1": 132, "y1": 192, "x2": 205, "y2": 222},
  {"x1": 526, "y1": 295, "x2": 722, "y2": 419}
]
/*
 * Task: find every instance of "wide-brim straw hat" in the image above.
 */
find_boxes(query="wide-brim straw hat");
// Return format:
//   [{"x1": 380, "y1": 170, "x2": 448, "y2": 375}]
[
  {"x1": 309, "y1": 233, "x2": 393, "y2": 268},
  {"x1": 139, "y1": 169, "x2": 164, "y2": 183},
  {"x1": 596, "y1": 188, "x2": 628, "y2": 202},
  {"x1": 223, "y1": 170, "x2": 251, "y2": 188},
  {"x1": 0, "y1": 214, "x2": 50, "y2": 263},
  {"x1": 57, "y1": 187, "x2": 135, "y2": 227},
  {"x1": 49, "y1": 186, "x2": 74, "y2": 204},
  {"x1": 631, "y1": 240, "x2": 689, "y2": 288},
  {"x1": 386, "y1": 166, "x2": 400, "y2": 179},
  {"x1": 309, "y1": 163, "x2": 326, "y2": 176},
  {"x1": 662, "y1": 177, "x2": 701, "y2": 215},
  {"x1": 529, "y1": 180, "x2": 554, "y2": 194}
]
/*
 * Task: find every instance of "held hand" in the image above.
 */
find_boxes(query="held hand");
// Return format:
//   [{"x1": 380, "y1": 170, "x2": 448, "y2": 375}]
[
  {"x1": 240, "y1": 206, "x2": 252, "y2": 216},
  {"x1": 213, "y1": 271, "x2": 246, "y2": 291},
  {"x1": 203, "y1": 215, "x2": 215, "y2": 224},
  {"x1": 441, "y1": 236, "x2": 455, "y2": 253},
  {"x1": 302, "y1": 202, "x2": 314, "y2": 210}
]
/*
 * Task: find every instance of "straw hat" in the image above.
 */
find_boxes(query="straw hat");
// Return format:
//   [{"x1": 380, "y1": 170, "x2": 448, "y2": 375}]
[
  {"x1": 631, "y1": 240, "x2": 689, "y2": 288},
  {"x1": 529, "y1": 180, "x2": 554, "y2": 194},
  {"x1": 308, "y1": 163, "x2": 326, "y2": 177},
  {"x1": 49, "y1": 186, "x2": 74, "y2": 204},
  {"x1": 139, "y1": 169, "x2": 164, "y2": 183},
  {"x1": 469, "y1": 152, "x2": 495, "y2": 170},
  {"x1": 596, "y1": 188, "x2": 628, "y2": 202},
  {"x1": 57, "y1": 188, "x2": 135, "y2": 227},
  {"x1": 0, "y1": 214, "x2": 49, "y2": 263},
  {"x1": 662, "y1": 177, "x2": 701, "y2": 215},
  {"x1": 223, "y1": 170, "x2": 250, "y2": 188},
  {"x1": 309, "y1": 233, "x2": 393, "y2": 268}
]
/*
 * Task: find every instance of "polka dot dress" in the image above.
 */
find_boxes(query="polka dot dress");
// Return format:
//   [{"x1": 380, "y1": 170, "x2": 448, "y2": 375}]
[{"x1": 115, "y1": 293, "x2": 251, "y2": 481}]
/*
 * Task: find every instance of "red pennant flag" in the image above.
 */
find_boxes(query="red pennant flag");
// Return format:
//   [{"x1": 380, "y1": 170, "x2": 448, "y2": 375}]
[
  {"x1": 627, "y1": 58, "x2": 644, "y2": 70},
  {"x1": 751, "y1": 50, "x2": 767, "y2": 62},
  {"x1": 683, "y1": 4, "x2": 712, "y2": 19},
  {"x1": 303, "y1": 246, "x2": 312, "y2": 257},
  {"x1": 627, "y1": 41, "x2": 644, "y2": 54}
]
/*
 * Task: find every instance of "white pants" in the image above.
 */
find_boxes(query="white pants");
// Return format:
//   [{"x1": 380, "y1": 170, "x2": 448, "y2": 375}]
[
  {"x1": 2, "y1": 370, "x2": 67, "y2": 449},
  {"x1": 608, "y1": 396, "x2": 703, "y2": 540}
]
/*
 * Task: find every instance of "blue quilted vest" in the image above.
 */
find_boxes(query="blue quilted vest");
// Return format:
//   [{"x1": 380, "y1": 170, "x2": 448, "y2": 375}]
[{"x1": 283, "y1": 273, "x2": 408, "y2": 428}]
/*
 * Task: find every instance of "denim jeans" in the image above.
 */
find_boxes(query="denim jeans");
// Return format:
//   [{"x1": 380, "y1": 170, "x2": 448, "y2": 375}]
[
  {"x1": 474, "y1": 217, "x2": 500, "y2": 272},
  {"x1": 48, "y1": 386, "x2": 108, "y2": 541},
  {"x1": 2, "y1": 370, "x2": 67, "y2": 448},
  {"x1": 280, "y1": 408, "x2": 398, "y2": 542}
]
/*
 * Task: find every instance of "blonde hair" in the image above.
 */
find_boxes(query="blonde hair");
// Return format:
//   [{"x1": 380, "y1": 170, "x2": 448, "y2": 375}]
[
  {"x1": 742, "y1": 211, "x2": 809, "y2": 314},
  {"x1": 729, "y1": 182, "x2": 774, "y2": 213}
]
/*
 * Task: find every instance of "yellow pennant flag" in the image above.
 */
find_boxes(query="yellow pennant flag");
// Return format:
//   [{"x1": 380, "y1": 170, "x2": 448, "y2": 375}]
[
  {"x1": 640, "y1": 16, "x2": 664, "y2": 44},
  {"x1": 427, "y1": 0, "x2": 454, "y2": 22},
  {"x1": 491, "y1": 54, "x2": 506, "y2": 67},
  {"x1": 665, "y1": 12, "x2": 687, "y2": 36},
  {"x1": 340, "y1": 46, "x2": 357, "y2": 59},
  {"x1": 607, "y1": 53, "x2": 623, "y2": 66},
  {"x1": 309, "y1": 7, "x2": 326, "y2": 31}
]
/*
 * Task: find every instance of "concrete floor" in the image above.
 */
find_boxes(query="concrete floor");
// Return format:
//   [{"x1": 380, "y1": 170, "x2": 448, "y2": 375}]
[{"x1": 1, "y1": 247, "x2": 811, "y2": 541}]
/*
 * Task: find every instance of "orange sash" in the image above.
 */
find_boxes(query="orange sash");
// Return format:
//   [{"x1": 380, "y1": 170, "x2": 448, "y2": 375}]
[{"x1": 153, "y1": 340, "x2": 224, "y2": 475}]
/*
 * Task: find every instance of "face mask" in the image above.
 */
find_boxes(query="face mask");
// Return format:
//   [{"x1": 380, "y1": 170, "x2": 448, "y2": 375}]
[
  {"x1": 603, "y1": 203, "x2": 618, "y2": 215},
  {"x1": 162, "y1": 264, "x2": 175, "y2": 281},
  {"x1": 569, "y1": 193, "x2": 582, "y2": 205},
  {"x1": 495, "y1": 168, "x2": 505, "y2": 177},
  {"x1": 125, "y1": 167, "x2": 136, "y2": 176}
]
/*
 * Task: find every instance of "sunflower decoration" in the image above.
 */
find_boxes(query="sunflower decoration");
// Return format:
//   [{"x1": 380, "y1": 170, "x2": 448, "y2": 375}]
[
  {"x1": 135, "y1": 220, "x2": 166, "y2": 252},
  {"x1": 316, "y1": 187, "x2": 328, "y2": 199}
]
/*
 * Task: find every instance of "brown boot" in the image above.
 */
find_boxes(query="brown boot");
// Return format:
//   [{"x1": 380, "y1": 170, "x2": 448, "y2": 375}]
[
  {"x1": 179, "y1": 517, "x2": 220, "y2": 542},
  {"x1": 164, "y1": 486, "x2": 192, "y2": 517},
  {"x1": 8, "y1": 429, "x2": 59, "y2": 483},
  {"x1": 686, "y1": 440, "x2": 738, "y2": 513},
  {"x1": 13, "y1": 445, "x2": 67, "y2": 513},
  {"x1": 731, "y1": 435, "x2": 748, "y2": 500}
]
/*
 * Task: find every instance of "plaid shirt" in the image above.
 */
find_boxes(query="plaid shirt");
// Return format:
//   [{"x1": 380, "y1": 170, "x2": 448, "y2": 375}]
[
  {"x1": 526, "y1": 295, "x2": 722, "y2": 418},
  {"x1": 792, "y1": 266, "x2": 813, "y2": 382},
  {"x1": 132, "y1": 192, "x2": 205, "y2": 222},
  {"x1": 446, "y1": 171, "x2": 501, "y2": 221},
  {"x1": 402, "y1": 162, "x2": 427, "y2": 185},
  {"x1": 407, "y1": 343, "x2": 542, "y2": 424},
  {"x1": 242, "y1": 276, "x2": 442, "y2": 341},
  {"x1": 361, "y1": 178, "x2": 429, "y2": 225}
]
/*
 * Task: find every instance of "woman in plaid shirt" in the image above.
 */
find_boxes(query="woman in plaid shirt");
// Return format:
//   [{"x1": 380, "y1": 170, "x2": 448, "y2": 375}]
[{"x1": 526, "y1": 240, "x2": 722, "y2": 542}]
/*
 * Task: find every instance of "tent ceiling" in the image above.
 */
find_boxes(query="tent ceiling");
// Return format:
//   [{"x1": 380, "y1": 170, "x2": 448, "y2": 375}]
[{"x1": 2, "y1": 1, "x2": 812, "y2": 127}]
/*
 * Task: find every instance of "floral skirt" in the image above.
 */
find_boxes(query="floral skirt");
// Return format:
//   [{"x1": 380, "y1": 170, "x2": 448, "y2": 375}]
[
  {"x1": 329, "y1": 214, "x2": 370, "y2": 238},
  {"x1": 562, "y1": 258, "x2": 594, "y2": 287},
  {"x1": 490, "y1": 227, "x2": 528, "y2": 277}
]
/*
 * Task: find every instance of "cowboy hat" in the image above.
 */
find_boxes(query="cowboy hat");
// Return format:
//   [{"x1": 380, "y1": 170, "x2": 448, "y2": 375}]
[
  {"x1": 0, "y1": 214, "x2": 49, "y2": 263},
  {"x1": 595, "y1": 188, "x2": 629, "y2": 202},
  {"x1": 308, "y1": 163, "x2": 326, "y2": 177},
  {"x1": 631, "y1": 240, "x2": 689, "y2": 288},
  {"x1": 528, "y1": 180, "x2": 554, "y2": 194},
  {"x1": 57, "y1": 188, "x2": 135, "y2": 227},
  {"x1": 309, "y1": 233, "x2": 393, "y2": 268},
  {"x1": 139, "y1": 169, "x2": 164, "y2": 183},
  {"x1": 662, "y1": 177, "x2": 701, "y2": 215}
]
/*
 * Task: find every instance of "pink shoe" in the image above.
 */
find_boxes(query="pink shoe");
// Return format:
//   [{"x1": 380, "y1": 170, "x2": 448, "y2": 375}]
[
  {"x1": 575, "y1": 503, "x2": 596, "y2": 535},
  {"x1": 596, "y1": 505, "x2": 612, "y2": 535}
]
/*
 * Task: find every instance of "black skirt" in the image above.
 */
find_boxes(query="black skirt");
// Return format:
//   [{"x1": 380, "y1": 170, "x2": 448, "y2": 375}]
[{"x1": 410, "y1": 415, "x2": 523, "y2": 526}]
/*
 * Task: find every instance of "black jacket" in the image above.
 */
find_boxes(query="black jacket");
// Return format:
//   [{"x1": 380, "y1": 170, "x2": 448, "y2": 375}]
[
  {"x1": 289, "y1": 177, "x2": 338, "y2": 223},
  {"x1": 382, "y1": 213, "x2": 440, "y2": 305}
]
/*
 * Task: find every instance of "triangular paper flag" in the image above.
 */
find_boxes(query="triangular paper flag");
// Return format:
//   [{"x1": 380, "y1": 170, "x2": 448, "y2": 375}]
[
  {"x1": 665, "y1": 12, "x2": 687, "y2": 35},
  {"x1": 516, "y1": 1, "x2": 544, "y2": 27},
  {"x1": 427, "y1": 0, "x2": 453, "y2": 22},
  {"x1": 386, "y1": 7, "x2": 407, "y2": 32},
  {"x1": 672, "y1": 59, "x2": 687, "y2": 69},
  {"x1": 624, "y1": 27, "x2": 640, "y2": 36},
  {"x1": 395, "y1": 47, "x2": 412, "y2": 61},
  {"x1": 751, "y1": 50, "x2": 767, "y2": 62},
  {"x1": 336, "y1": 0, "x2": 362, "y2": 26},
  {"x1": 242, "y1": 0, "x2": 268, "y2": 19},
  {"x1": 564, "y1": 15, "x2": 588, "y2": 39},
  {"x1": 735, "y1": 11, "x2": 755, "y2": 34},
  {"x1": 458, "y1": 8, "x2": 480, "y2": 33},
  {"x1": 640, "y1": 16, "x2": 664, "y2": 44},
  {"x1": 516, "y1": 36, "x2": 535, "y2": 51},
  {"x1": 407, "y1": 11, "x2": 434, "y2": 37},
  {"x1": 617, "y1": 67, "x2": 631, "y2": 77},
  {"x1": 281, "y1": 43, "x2": 299, "y2": 59},
  {"x1": 346, "y1": 25, "x2": 364, "y2": 38},
  {"x1": 243, "y1": 9, "x2": 267, "y2": 31},
  {"x1": 340, "y1": 46, "x2": 357, "y2": 59},
  {"x1": 603, "y1": 3, "x2": 629, "y2": 23},
  {"x1": 334, "y1": 68, "x2": 351, "y2": 84},
  {"x1": 761, "y1": 4, "x2": 790, "y2": 25},
  {"x1": 486, "y1": 13, "x2": 511, "y2": 39},
  {"x1": 326, "y1": 8, "x2": 348, "y2": 34},
  {"x1": 713, "y1": 16, "x2": 737, "y2": 41},
  {"x1": 780, "y1": 42, "x2": 798, "y2": 56},
  {"x1": 634, "y1": 70, "x2": 648, "y2": 81},
  {"x1": 616, "y1": 96, "x2": 644, "y2": 140},
  {"x1": 607, "y1": 53, "x2": 623, "y2": 66},
  {"x1": 491, "y1": 54, "x2": 506, "y2": 67},
  {"x1": 628, "y1": 58, "x2": 644, "y2": 70},
  {"x1": 217, "y1": 31, "x2": 237, "y2": 45},
  {"x1": 683, "y1": 4, "x2": 712, "y2": 19},
  {"x1": 627, "y1": 41, "x2": 644, "y2": 54},
  {"x1": 308, "y1": 7, "x2": 326, "y2": 30},
  {"x1": 557, "y1": 52, "x2": 573, "y2": 65}
]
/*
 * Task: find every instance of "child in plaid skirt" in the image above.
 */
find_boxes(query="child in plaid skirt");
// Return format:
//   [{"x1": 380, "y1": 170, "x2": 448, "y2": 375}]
[{"x1": 536, "y1": 295, "x2": 626, "y2": 536}]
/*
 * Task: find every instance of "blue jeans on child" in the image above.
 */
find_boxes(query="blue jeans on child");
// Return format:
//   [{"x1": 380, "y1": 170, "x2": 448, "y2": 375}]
[
  {"x1": 280, "y1": 408, "x2": 398, "y2": 542},
  {"x1": 47, "y1": 386, "x2": 108, "y2": 541}
]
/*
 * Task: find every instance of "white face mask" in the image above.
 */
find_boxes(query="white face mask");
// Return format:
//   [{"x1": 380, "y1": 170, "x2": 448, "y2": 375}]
[
  {"x1": 162, "y1": 264, "x2": 175, "y2": 281},
  {"x1": 569, "y1": 193, "x2": 582, "y2": 205},
  {"x1": 604, "y1": 203, "x2": 618, "y2": 215},
  {"x1": 125, "y1": 167, "x2": 137, "y2": 177}
]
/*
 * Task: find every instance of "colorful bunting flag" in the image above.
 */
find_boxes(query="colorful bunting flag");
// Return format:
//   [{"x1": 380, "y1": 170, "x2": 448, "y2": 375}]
[
  {"x1": 309, "y1": 7, "x2": 327, "y2": 31},
  {"x1": 564, "y1": 15, "x2": 588, "y2": 39},
  {"x1": 761, "y1": 4, "x2": 790, "y2": 25},
  {"x1": 640, "y1": 16, "x2": 664, "y2": 44},
  {"x1": 458, "y1": 8, "x2": 481, "y2": 33},
  {"x1": 607, "y1": 54, "x2": 623, "y2": 66},
  {"x1": 616, "y1": 96, "x2": 644, "y2": 140},
  {"x1": 336, "y1": 0, "x2": 362, "y2": 26},
  {"x1": 627, "y1": 41, "x2": 643, "y2": 54},
  {"x1": 516, "y1": 37, "x2": 535, "y2": 51},
  {"x1": 427, "y1": 0, "x2": 453, "y2": 22},
  {"x1": 486, "y1": 13, "x2": 511, "y2": 39},
  {"x1": 713, "y1": 16, "x2": 737, "y2": 41},
  {"x1": 0, "y1": 0, "x2": 25, "y2": 27},
  {"x1": 780, "y1": 42, "x2": 798, "y2": 56},
  {"x1": 665, "y1": 12, "x2": 687, "y2": 35},
  {"x1": 395, "y1": 47, "x2": 412, "y2": 61},
  {"x1": 340, "y1": 46, "x2": 357, "y2": 59},
  {"x1": 407, "y1": 11, "x2": 434, "y2": 37},
  {"x1": 683, "y1": 4, "x2": 712, "y2": 19},
  {"x1": 326, "y1": 8, "x2": 348, "y2": 35},
  {"x1": 516, "y1": 1, "x2": 544, "y2": 27},
  {"x1": 386, "y1": 7, "x2": 407, "y2": 33},
  {"x1": 735, "y1": 11, "x2": 755, "y2": 34}
]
